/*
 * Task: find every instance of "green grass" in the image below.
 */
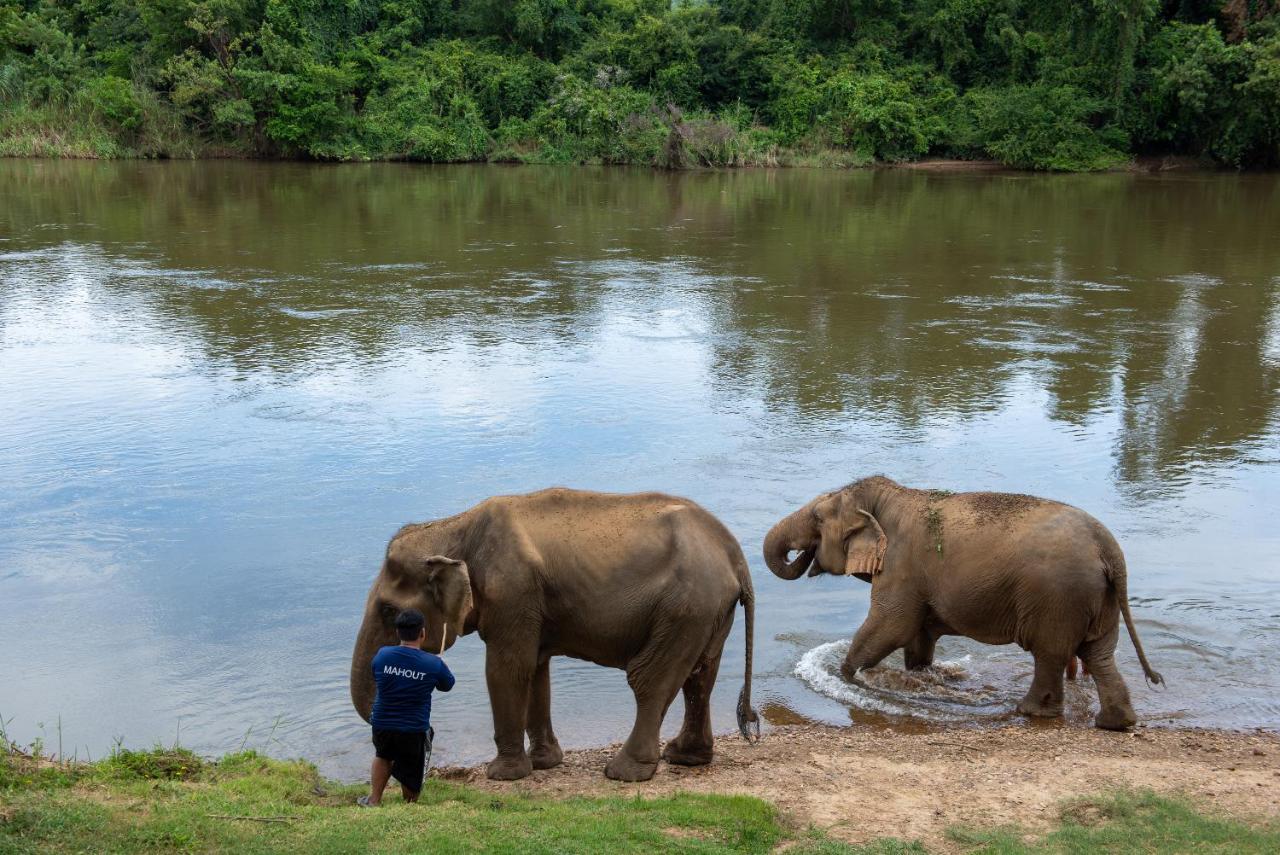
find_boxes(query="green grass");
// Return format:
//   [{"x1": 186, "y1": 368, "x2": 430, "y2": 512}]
[
  {"x1": 1, "y1": 748, "x2": 789, "y2": 854},
  {"x1": 1, "y1": 747, "x2": 1276, "y2": 854},
  {"x1": 947, "y1": 789, "x2": 1280, "y2": 854}
]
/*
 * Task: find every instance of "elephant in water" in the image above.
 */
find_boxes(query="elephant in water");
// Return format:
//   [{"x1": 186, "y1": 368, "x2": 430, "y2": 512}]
[
  {"x1": 351, "y1": 488, "x2": 758, "y2": 782},
  {"x1": 764, "y1": 476, "x2": 1163, "y2": 730}
]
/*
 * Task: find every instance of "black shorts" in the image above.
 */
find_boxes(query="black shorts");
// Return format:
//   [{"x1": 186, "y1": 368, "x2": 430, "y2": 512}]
[{"x1": 372, "y1": 727, "x2": 433, "y2": 794}]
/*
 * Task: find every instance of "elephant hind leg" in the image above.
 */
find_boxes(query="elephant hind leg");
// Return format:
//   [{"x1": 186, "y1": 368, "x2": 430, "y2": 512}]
[
  {"x1": 1017, "y1": 651, "x2": 1069, "y2": 718},
  {"x1": 1079, "y1": 628, "x2": 1136, "y2": 730},
  {"x1": 664, "y1": 614, "x2": 732, "y2": 766},
  {"x1": 662, "y1": 653, "x2": 720, "y2": 766},
  {"x1": 608, "y1": 632, "x2": 703, "y2": 782}
]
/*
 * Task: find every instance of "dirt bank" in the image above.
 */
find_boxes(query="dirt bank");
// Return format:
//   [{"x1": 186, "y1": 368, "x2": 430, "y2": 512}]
[{"x1": 438, "y1": 725, "x2": 1279, "y2": 850}]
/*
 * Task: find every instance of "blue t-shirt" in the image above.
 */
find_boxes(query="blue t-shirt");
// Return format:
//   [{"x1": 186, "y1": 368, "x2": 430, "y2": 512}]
[{"x1": 370, "y1": 645, "x2": 455, "y2": 732}]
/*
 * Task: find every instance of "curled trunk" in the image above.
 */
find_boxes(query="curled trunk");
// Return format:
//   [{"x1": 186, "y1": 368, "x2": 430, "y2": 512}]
[{"x1": 763, "y1": 505, "x2": 818, "y2": 579}]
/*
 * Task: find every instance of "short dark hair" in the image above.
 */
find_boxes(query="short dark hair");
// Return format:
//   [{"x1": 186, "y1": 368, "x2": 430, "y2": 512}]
[{"x1": 395, "y1": 608, "x2": 425, "y2": 641}]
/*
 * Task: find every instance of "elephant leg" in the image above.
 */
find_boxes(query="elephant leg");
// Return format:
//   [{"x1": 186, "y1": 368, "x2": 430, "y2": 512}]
[
  {"x1": 484, "y1": 641, "x2": 536, "y2": 781},
  {"x1": 663, "y1": 650, "x2": 723, "y2": 767},
  {"x1": 841, "y1": 608, "x2": 920, "y2": 680},
  {"x1": 903, "y1": 630, "x2": 937, "y2": 671},
  {"x1": 607, "y1": 637, "x2": 701, "y2": 782},
  {"x1": 1017, "y1": 652, "x2": 1069, "y2": 718},
  {"x1": 526, "y1": 657, "x2": 563, "y2": 770},
  {"x1": 1080, "y1": 627, "x2": 1136, "y2": 730}
]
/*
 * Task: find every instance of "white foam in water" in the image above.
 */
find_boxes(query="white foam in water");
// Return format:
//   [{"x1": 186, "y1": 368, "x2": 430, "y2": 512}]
[
  {"x1": 795, "y1": 640, "x2": 991, "y2": 721},
  {"x1": 795, "y1": 640, "x2": 906, "y2": 715}
]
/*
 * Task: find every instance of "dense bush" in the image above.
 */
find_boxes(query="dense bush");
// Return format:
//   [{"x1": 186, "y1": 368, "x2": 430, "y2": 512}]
[
  {"x1": 958, "y1": 83, "x2": 1129, "y2": 170},
  {"x1": 2, "y1": 0, "x2": 1278, "y2": 168}
]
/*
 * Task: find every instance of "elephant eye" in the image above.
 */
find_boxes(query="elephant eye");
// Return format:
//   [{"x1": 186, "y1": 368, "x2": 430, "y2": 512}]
[{"x1": 379, "y1": 602, "x2": 398, "y2": 625}]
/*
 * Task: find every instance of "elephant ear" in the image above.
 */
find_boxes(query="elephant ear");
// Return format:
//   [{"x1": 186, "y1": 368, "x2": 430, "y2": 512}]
[
  {"x1": 843, "y1": 509, "x2": 888, "y2": 582},
  {"x1": 421, "y1": 556, "x2": 473, "y2": 636}
]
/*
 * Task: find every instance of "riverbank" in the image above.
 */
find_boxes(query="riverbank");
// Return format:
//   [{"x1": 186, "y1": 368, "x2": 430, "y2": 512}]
[
  {"x1": 4, "y1": 725, "x2": 1276, "y2": 853},
  {"x1": 442, "y1": 724, "x2": 1280, "y2": 849}
]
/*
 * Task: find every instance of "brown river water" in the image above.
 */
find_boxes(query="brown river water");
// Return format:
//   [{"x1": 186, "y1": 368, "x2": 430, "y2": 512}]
[{"x1": 1, "y1": 161, "x2": 1277, "y2": 780}]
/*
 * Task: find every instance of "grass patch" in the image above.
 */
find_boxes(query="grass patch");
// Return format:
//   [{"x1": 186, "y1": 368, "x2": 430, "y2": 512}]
[
  {"x1": 947, "y1": 789, "x2": 1280, "y2": 853},
  {"x1": 1, "y1": 747, "x2": 796, "y2": 854}
]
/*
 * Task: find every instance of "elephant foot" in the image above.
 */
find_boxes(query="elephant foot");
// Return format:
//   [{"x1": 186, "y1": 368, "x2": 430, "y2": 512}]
[
  {"x1": 485, "y1": 754, "x2": 533, "y2": 781},
  {"x1": 1095, "y1": 706, "x2": 1136, "y2": 731},
  {"x1": 529, "y1": 741, "x2": 564, "y2": 770},
  {"x1": 1016, "y1": 697, "x2": 1063, "y2": 719},
  {"x1": 662, "y1": 738, "x2": 713, "y2": 767},
  {"x1": 604, "y1": 752, "x2": 658, "y2": 782}
]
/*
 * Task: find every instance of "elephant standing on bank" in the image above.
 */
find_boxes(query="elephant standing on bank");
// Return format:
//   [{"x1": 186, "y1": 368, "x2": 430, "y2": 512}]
[
  {"x1": 764, "y1": 476, "x2": 1163, "y2": 729},
  {"x1": 351, "y1": 488, "x2": 758, "y2": 782}
]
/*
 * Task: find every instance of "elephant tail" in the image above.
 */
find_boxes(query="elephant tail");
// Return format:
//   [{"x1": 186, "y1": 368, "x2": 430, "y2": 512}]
[
  {"x1": 1108, "y1": 559, "x2": 1165, "y2": 688},
  {"x1": 736, "y1": 567, "x2": 761, "y2": 743}
]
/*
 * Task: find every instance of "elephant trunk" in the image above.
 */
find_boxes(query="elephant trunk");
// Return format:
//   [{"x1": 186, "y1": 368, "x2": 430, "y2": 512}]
[
  {"x1": 350, "y1": 600, "x2": 387, "y2": 723},
  {"x1": 763, "y1": 506, "x2": 818, "y2": 580}
]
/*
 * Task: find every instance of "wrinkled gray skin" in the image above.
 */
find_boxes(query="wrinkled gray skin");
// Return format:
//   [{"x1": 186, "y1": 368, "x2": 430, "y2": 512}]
[
  {"x1": 764, "y1": 476, "x2": 1163, "y2": 730},
  {"x1": 352, "y1": 488, "x2": 758, "y2": 782}
]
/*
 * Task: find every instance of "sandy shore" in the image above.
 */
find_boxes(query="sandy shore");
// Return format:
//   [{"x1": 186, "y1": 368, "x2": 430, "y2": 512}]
[{"x1": 438, "y1": 724, "x2": 1279, "y2": 849}]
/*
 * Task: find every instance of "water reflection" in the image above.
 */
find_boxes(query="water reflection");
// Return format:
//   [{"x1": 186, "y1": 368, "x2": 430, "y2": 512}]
[{"x1": 1, "y1": 162, "x2": 1277, "y2": 777}]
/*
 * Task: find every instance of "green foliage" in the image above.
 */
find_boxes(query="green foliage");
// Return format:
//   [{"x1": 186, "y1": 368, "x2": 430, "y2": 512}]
[
  {"x1": 79, "y1": 75, "x2": 143, "y2": 130},
  {"x1": 958, "y1": 83, "x2": 1129, "y2": 169},
  {"x1": 2, "y1": 0, "x2": 1280, "y2": 167},
  {"x1": 817, "y1": 66, "x2": 954, "y2": 160}
]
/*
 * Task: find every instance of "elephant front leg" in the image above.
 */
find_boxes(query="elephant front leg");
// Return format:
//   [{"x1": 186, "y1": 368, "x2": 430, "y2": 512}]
[
  {"x1": 526, "y1": 657, "x2": 563, "y2": 770},
  {"x1": 840, "y1": 609, "x2": 919, "y2": 681},
  {"x1": 1017, "y1": 652, "x2": 1068, "y2": 718},
  {"x1": 903, "y1": 630, "x2": 937, "y2": 671},
  {"x1": 485, "y1": 643, "x2": 536, "y2": 781}
]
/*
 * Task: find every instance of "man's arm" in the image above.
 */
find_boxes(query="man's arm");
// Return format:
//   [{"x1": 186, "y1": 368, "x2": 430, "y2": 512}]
[{"x1": 435, "y1": 658, "x2": 456, "y2": 692}]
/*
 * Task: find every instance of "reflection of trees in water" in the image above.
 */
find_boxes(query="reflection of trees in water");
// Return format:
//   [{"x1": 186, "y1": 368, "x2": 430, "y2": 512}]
[
  {"x1": 685, "y1": 170, "x2": 1280, "y2": 492},
  {"x1": 2, "y1": 162, "x2": 1277, "y2": 491}
]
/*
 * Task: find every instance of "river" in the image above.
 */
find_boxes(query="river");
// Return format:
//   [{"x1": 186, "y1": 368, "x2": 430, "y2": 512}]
[{"x1": 1, "y1": 161, "x2": 1277, "y2": 779}]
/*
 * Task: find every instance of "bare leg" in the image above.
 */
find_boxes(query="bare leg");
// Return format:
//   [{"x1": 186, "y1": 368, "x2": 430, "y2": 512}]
[
  {"x1": 485, "y1": 641, "x2": 536, "y2": 780},
  {"x1": 903, "y1": 630, "x2": 937, "y2": 671},
  {"x1": 527, "y1": 657, "x2": 563, "y2": 770},
  {"x1": 400, "y1": 783, "x2": 419, "y2": 803},
  {"x1": 663, "y1": 651, "x2": 723, "y2": 766},
  {"x1": 1080, "y1": 627, "x2": 1136, "y2": 730},
  {"x1": 1017, "y1": 652, "x2": 1069, "y2": 718},
  {"x1": 367, "y1": 756, "x2": 392, "y2": 806}
]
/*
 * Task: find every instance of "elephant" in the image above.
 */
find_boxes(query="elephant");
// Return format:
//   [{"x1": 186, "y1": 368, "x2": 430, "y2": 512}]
[
  {"x1": 351, "y1": 488, "x2": 759, "y2": 783},
  {"x1": 763, "y1": 476, "x2": 1163, "y2": 730}
]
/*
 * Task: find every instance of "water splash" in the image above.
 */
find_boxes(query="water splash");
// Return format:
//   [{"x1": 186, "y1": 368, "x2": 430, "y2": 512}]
[{"x1": 795, "y1": 640, "x2": 1011, "y2": 722}]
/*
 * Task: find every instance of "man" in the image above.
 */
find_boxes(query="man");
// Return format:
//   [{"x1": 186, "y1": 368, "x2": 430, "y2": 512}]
[{"x1": 358, "y1": 608, "x2": 455, "y2": 806}]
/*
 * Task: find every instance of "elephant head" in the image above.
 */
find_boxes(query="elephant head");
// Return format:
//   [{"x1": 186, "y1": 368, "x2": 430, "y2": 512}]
[
  {"x1": 350, "y1": 539, "x2": 474, "y2": 722},
  {"x1": 764, "y1": 486, "x2": 888, "y2": 582}
]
